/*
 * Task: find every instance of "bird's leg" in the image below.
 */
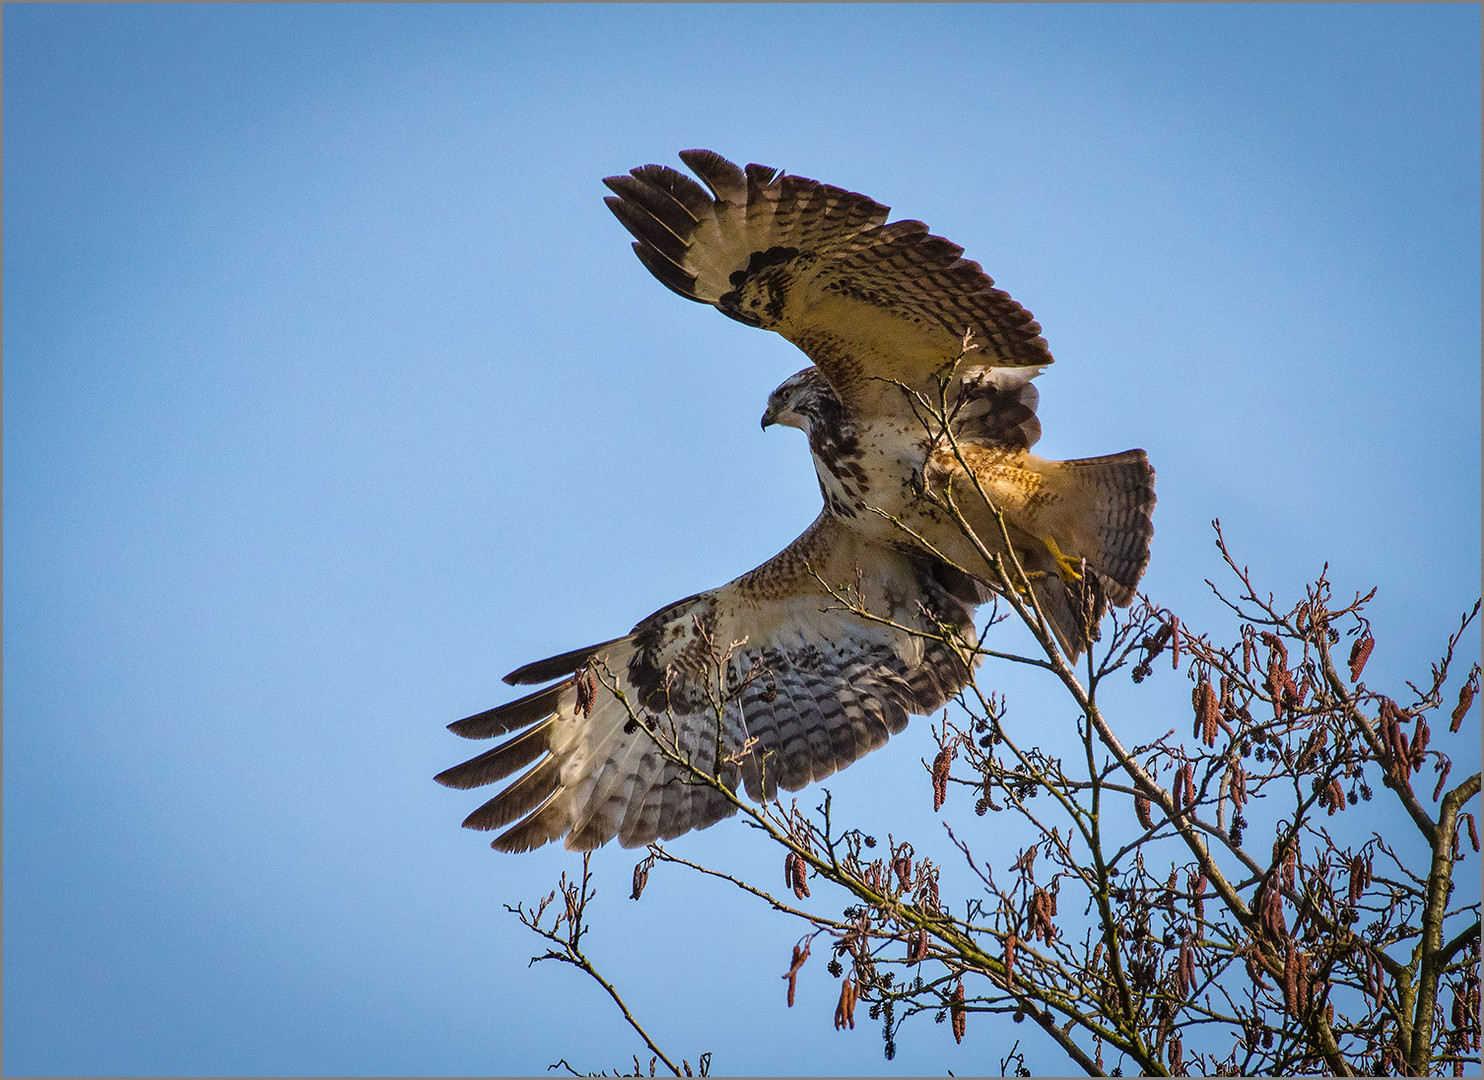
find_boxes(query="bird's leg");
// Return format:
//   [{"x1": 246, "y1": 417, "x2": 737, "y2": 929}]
[{"x1": 1041, "y1": 535, "x2": 1085, "y2": 584}]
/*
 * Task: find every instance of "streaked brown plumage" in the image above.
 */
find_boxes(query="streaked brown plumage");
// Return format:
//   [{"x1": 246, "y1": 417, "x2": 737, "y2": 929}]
[
  {"x1": 438, "y1": 150, "x2": 1155, "y2": 851},
  {"x1": 438, "y1": 516, "x2": 979, "y2": 851}
]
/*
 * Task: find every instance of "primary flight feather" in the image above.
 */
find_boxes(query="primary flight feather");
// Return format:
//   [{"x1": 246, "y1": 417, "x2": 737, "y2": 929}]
[{"x1": 438, "y1": 150, "x2": 1155, "y2": 852}]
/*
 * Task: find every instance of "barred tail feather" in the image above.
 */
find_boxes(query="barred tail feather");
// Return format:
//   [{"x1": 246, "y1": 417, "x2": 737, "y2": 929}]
[
  {"x1": 994, "y1": 449, "x2": 1155, "y2": 661},
  {"x1": 1049, "y1": 449, "x2": 1156, "y2": 606}
]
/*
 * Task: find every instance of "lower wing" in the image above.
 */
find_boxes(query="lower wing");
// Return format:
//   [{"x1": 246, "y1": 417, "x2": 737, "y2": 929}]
[{"x1": 436, "y1": 514, "x2": 981, "y2": 851}]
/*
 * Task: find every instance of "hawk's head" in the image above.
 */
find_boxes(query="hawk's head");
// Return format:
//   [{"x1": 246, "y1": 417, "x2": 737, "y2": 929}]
[{"x1": 761, "y1": 367, "x2": 839, "y2": 434}]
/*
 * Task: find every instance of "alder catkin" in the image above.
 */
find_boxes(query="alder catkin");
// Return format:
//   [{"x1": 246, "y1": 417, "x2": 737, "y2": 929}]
[
  {"x1": 1349, "y1": 635, "x2": 1374, "y2": 681},
  {"x1": 833, "y1": 977, "x2": 856, "y2": 1030},
  {"x1": 1452, "y1": 668, "x2": 1479, "y2": 731},
  {"x1": 931, "y1": 745, "x2": 953, "y2": 811},
  {"x1": 1195, "y1": 679, "x2": 1220, "y2": 747}
]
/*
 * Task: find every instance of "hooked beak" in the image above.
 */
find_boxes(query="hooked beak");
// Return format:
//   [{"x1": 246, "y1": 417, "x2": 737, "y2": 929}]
[{"x1": 760, "y1": 402, "x2": 780, "y2": 431}]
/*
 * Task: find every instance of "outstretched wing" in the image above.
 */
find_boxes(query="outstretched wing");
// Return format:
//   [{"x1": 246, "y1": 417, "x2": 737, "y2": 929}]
[
  {"x1": 603, "y1": 149, "x2": 1052, "y2": 419},
  {"x1": 436, "y1": 515, "x2": 981, "y2": 851}
]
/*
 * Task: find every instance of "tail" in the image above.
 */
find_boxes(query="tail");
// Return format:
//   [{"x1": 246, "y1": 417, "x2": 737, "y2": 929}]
[
  {"x1": 1050, "y1": 449, "x2": 1156, "y2": 605},
  {"x1": 1026, "y1": 449, "x2": 1155, "y2": 659}
]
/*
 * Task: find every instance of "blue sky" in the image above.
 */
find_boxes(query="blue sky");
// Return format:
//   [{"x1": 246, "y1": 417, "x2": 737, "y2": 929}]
[{"x1": 5, "y1": 5, "x2": 1479, "y2": 1076}]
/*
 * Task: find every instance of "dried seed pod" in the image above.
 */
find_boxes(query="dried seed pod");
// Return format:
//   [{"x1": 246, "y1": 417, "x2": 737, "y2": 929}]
[
  {"x1": 1452, "y1": 667, "x2": 1479, "y2": 731},
  {"x1": 1349, "y1": 635, "x2": 1374, "y2": 681},
  {"x1": 892, "y1": 854, "x2": 913, "y2": 892},
  {"x1": 631, "y1": 859, "x2": 651, "y2": 901},
  {"x1": 1347, "y1": 854, "x2": 1366, "y2": 906},
  {"x1": 931, "y1": 745, "x2": 954, "y2": 811},
  {"x1": 950, "y1": 980, "x2": 966, "y2": 1044},
  {"x1": 1412, "y1": 713, "x2": 1431, "y2": 766},
  {"x1": 1004, "y1": 933, "x2": 1018, "y2": 982},
  {"x1": 1259, "y1": 882, "x2": 1288, "y2": 943},
  {"x1": 1136, "y1": 793, "x2": 1154, "y2": 830},
  {"x1": 1297, "y1": 727, "x2": 1328, "y2": 771},
  {"x1": 1030, "y1": 887, "x2": 1056, "y2": 943},
  {"x1": 575, "y1": 671, "x2": 597, "y2": 718},
  {"x1": 1390, "y1": 725, "x2": 1411, "y2": 778},
  {"x1": 1263, "y1": 633, "x2": 1293, "y2": 718},
  {"x1": 783, "y1": 940, "x2": 810, "y2": 1007},
  {"x1": 1178, "y1": 762, "x2": 1196, "y2": 809},
  {"x1": 834, "y1": 977, "x2": 857, "y2": 1030},
  {"x1": 1244, "y1": 938, "x2": 1266, "y2": 986},
  {"x1": 1188, "y1": 871, "x2": 1208, "y2": 921},
  {"x1": 1434, "y1": 759, "x2": 1454, "y2": 802},
  {"x1": 1194, "y1": 679, "x2": 1220, "y2": 747},
  {"x1": 1294, "y1": 948, "x2": 1312, "y2": 1014},
  {"x1": 793, "y1": 853, "x2": 810, "y2": 899},
  {"x1": 1172, "y1": 763, "x2": 1192, "y2": 813},
  {"x1": 1465, "y1": 812, "x2": 1479, "y2": 853},
  {"x1": 910, "y1": 927, "x2": 929, "y2": 963},
  {"x1": 922, "y1": 871, "x2": 940, "y2": 914},
  {"x1": 784, "y1": 851, "x2": 811, "y2": 900}
]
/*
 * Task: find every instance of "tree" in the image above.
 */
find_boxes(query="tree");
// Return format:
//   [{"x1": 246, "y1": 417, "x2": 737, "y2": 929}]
[{"x1": 505, "y1": 391, "x2": 1480, "y2": 1077}]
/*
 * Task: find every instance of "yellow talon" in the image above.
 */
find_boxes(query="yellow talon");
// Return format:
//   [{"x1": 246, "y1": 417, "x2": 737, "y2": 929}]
[{"x1": 1042, "y1": 535, "x2": 1085, "y2": 583}]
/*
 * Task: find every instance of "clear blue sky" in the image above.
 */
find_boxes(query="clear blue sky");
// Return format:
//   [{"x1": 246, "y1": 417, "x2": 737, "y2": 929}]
[{"x1": 5, "y1": 5, "x2": 1479, "y2": 1076}]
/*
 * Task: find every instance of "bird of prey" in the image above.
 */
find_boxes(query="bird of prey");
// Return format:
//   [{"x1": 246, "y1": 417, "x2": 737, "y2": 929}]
[{"x1": 437, "y1": 150, "x2": 1155, "y2": 852}]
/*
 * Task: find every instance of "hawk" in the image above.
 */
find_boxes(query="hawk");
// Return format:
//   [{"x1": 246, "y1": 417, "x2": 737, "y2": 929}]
[{"x1": 437, "y1": 150, "x2": 1155, "y2": 852}]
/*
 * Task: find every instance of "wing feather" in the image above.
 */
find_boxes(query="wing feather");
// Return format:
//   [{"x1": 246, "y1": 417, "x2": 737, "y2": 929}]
[
  {"x1": 461, "y1": 756, "x2": 561, "y2": 833},
  {"x1": 439, "y1": 515, "x2": 981, "y2": 851},
  {"x1": 447, "y1": 681, "x2": 569, "y2": 739},
  {"x1": 433, "y1": 720, "x2": 551, "y2": 790},
  {"x1": 603, "y1": 149, "x2": 1051, "y2": 418},
  {"x1": 503, "y1": 636, "x2": 629, "y2": 686},
  {"x1": 677, "y1": 148, "x2": 749, "y2": 204}
]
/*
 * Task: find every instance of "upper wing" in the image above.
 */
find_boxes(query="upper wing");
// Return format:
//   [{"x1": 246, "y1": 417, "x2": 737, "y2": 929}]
[
  {"x1": 603, "y1": 149, "x2": 1052, "y2": 419},
  {"x1": 435, "y1": 515, "x2": 981, "y2": 851}
]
